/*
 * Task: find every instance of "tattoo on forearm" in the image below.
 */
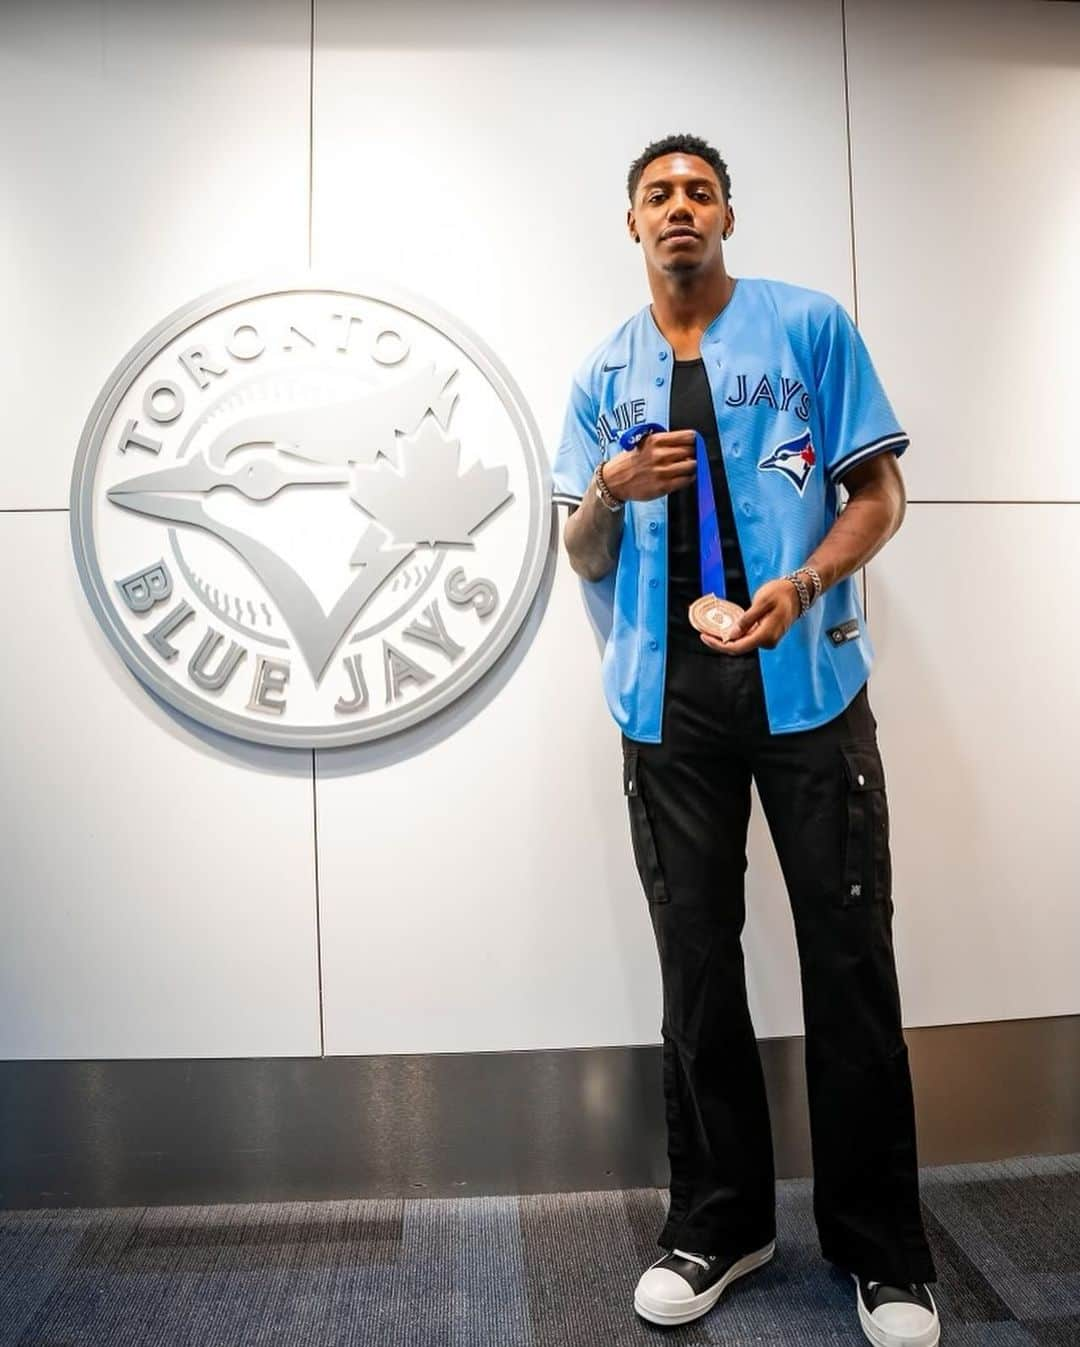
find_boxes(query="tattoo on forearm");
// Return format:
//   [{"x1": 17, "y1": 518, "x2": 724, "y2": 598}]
[{"x1": 563, "y1": 487, "x2": 624, "y2": 581}]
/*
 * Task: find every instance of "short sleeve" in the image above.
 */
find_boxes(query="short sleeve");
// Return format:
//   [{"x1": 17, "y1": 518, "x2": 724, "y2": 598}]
[
  {"x1": 551, "y1": 373, "x2": 599, "y2": 507},
  {"x1": 813, "y1": 302, "x2": 909, "y2": 484}
]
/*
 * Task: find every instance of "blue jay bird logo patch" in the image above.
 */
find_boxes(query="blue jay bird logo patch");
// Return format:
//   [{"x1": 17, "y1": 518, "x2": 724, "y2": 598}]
[{"x1": 759, "y1": 428, "x2": 817, "y2": 494}]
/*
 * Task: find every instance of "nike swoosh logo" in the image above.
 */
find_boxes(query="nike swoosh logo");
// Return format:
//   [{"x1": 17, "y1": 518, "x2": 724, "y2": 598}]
[{"x1": 601, "y1": 362, "x2": 626, "y2": 371}]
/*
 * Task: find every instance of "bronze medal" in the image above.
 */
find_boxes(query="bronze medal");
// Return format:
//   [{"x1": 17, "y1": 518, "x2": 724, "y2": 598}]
[{"x1": 689, "y1": 594, "x2": 745, "y2": 642}]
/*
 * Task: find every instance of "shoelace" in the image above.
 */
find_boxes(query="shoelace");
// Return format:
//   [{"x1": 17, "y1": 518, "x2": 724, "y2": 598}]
[
  {"x1": 867, "y1": 1279, "x2": 921, "y2": 1296},
  {"x1": 672, "y1": 1248, "x2": 712, "y2": 1271}
]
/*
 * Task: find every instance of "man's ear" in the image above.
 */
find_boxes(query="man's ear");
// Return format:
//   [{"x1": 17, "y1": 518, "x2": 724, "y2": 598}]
[{"x1": 627, "y1": 207, "x2": 639, "y2": 243}]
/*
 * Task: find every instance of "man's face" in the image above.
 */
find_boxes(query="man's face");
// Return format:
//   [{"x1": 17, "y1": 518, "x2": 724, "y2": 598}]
[{"x1": 627, "y1": 152, "x2": 733, "y2": 274}]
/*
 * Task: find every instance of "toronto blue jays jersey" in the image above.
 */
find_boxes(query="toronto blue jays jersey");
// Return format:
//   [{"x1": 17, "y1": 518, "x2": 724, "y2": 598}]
[{"x1": 552, "y1": 276, "x2": 908, "y2": 742}]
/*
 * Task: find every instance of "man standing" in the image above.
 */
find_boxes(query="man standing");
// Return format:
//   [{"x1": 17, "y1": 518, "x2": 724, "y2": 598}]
[{"x1": 553, "y1": 134, "x2": 940, "y2": 1347}]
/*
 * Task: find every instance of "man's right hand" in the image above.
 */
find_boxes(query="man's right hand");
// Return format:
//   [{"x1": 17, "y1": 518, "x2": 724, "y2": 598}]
[{"x1": 602, "y1": 430, "x2": 697, "y2": 502}]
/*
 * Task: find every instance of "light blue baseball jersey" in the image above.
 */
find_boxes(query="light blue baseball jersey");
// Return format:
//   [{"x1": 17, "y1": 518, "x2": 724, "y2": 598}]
[{"x1": 552, "y1": 276, "x2": 908, "y2": 742}]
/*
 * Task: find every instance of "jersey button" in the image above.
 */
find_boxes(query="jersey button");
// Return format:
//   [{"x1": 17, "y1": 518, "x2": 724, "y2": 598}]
[
  {"x1": 658, "y1": 350, "x2": 668, "y2": 361},
  {"x1": 649, "y1": 639, "x2": 659, "y2": 651},
  {"x1": 742, "y1": 501, "x2": 752, "y2": 515},
  {"x1": 654, "y1": 375, "x2": 664, "y2": 386},
  {"x1": 649, "y1": 577, "x2": 658, "y2": 589},
  {"x1": 648, "y1": 520, "x2": 659, "y2": 533}
]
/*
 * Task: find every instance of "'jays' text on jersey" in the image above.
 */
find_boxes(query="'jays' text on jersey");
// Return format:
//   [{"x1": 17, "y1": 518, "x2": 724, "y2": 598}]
[{"x1": 552, "y1": 276, "x2": 908, "y2": 742}]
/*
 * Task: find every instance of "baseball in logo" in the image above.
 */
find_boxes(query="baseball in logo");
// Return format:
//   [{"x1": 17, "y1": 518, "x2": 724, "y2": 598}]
[{"x1": 70, "y1": 278, "x2": 549, "y2": 747}]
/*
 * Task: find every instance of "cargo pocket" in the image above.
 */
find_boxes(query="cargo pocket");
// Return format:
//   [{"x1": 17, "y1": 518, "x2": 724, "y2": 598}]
[
  {"x1": 839, "y1": 742, "x2": 891, "y2": 908},
  {"x1": 623, "y1": 749, "x2": 670, "y2": 905}
]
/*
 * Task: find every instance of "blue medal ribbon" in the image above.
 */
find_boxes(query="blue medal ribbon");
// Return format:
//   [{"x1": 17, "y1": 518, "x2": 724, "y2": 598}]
[{"x1": 617, "y1": 422, "x2": 725, "y2": 599}]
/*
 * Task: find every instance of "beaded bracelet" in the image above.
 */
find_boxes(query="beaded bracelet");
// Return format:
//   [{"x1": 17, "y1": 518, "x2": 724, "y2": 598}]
[{"x1": 594, "y1": 461, "x2": 624, "y2": 512}]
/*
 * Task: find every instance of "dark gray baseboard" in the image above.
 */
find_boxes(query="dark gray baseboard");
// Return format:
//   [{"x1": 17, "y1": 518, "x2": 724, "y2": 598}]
[{"x1": 2, "y1": 1015, "x2": 1077, "y2": 1211}]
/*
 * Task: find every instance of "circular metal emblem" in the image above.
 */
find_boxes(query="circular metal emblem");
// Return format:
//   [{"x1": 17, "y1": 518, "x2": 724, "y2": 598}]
[
  {"x1": 70, "y1": 276, "x2": 549, "y2": 747},
  {"x1": 688, "y1": 595, "x2": 745, "y2": 641}
]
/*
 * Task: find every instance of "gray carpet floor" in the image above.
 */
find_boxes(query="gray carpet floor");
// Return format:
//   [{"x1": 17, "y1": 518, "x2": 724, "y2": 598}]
[{"x1": 1, "y1": 1150, "x2": 1077, "y2": 1346}]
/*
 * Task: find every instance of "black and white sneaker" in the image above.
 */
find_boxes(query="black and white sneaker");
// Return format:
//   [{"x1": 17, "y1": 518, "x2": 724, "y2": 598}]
[
  {"x1": 633, "y1": 1239, "x2": 775, "y2": 1326},
  {"x1": 853, "y1": 1274, "x2": 940, "y2": 1347}
]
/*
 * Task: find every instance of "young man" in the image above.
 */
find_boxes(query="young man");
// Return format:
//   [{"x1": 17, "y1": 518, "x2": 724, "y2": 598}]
[{"x1": 553, "y1": 134, "x2": 941, "y2": 1347}]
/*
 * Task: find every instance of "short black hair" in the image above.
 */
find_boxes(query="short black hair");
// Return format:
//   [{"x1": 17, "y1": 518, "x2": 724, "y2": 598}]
[{"x1": 627, "y1": 134, "x2": 732, "y2": 204}]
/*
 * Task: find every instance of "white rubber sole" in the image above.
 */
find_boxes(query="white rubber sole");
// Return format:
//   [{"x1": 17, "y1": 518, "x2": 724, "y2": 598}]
[
  {"x1": 633, "y1": 1238, "x2": 776, "y2": 1327},
  {"x1": 853, "y1": 1273, "x2": 941, "y2": 1347}
]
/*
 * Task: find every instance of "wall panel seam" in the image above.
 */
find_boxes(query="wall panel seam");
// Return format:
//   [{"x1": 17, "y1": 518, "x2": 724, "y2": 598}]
[
  {"x1": 840, "y1": 0, "x2": 859, "y2": 325},
  {"x1": 307, "y1": 0, "x2": 315, "y2": 269},
  {"x1": 312, "y1": 750, "x2": 326, "y2": 1056}
]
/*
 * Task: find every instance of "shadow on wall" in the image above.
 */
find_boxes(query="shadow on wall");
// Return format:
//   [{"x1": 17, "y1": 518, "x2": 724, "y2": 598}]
[
  {"x1": 867, "y1": 548, "x2": 987, "y2": 1018},
  {"x1": 581, "y1": 560, "x2": 617, "y2": 658}
]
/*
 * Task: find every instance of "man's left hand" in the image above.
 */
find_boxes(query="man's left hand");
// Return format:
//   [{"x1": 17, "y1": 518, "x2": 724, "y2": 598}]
[{"x1": 700, "y1": 578, "x2": 802, "y2": 655}]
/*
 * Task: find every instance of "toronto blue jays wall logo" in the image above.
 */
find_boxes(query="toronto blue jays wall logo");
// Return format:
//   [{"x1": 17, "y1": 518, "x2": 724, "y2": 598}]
[
  {"x1": 68, "y1": 277, "x2": 549, "y2": 749},
  {"x1": 759, "y1": 428, "x2": 816, "y2": 494}
]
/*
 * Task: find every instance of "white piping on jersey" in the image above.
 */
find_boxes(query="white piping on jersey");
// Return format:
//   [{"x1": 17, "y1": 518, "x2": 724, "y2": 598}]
[{"x1": 829, "y1": 432, "x2": 909, "y2": 483}]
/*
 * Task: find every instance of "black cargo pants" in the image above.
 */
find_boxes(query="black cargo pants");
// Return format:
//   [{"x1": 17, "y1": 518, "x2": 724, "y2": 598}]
[{"x1": 622, "y1": 642, "x2": 937, "y2": 1286}]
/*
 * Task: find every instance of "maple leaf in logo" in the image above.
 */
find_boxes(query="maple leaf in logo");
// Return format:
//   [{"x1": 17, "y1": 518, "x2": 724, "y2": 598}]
[{"x1": 348, "y1": 420, "x2": 512, "y2": 547}]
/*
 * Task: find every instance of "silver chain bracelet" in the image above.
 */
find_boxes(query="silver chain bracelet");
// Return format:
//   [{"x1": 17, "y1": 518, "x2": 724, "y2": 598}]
[
  {"x1": 785, "y1": 571, "x2": 812, "y2": 616},
  {"x1": 798, "y1": 565, "x2": 823, "y2": 606},
  {"x1": 783, "y1": 565, "x2": 823, "y2": 617}
]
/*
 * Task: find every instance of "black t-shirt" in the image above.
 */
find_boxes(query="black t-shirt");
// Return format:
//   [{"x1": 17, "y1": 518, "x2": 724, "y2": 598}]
[{"x1": 667, "y1": 357, "x2": 752, "y2": 652}]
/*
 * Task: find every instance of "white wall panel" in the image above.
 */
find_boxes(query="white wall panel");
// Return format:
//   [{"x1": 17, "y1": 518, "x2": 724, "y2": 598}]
[
  {"x1": 312, "y1": 0, "x2": 856, "y2": 499},
  {"x1": 312, "y1": 0, "x2": 847, "y2": 1053},
  {"x1": 0, "y1": 0, "x2": 310, "y2": 510},
  {"x1": 847, "y1": 0, "x2": 1080, "y2": 502},
  {"x1": 0, "y1": 515, "x2": 321, "y2": 1058},
  {"x1": 867, "y1": 504, "x2": 1080, "y2": 1027},
  {"x1": 4, "y1": 0, "x2": 1071, "y2": 1065},
  {"x1": 316, "y1": 560, "x2": 664, "y2": 1055},
  {"x1": 315, "y1": 555, "x2": 805, "y2": 1055}
]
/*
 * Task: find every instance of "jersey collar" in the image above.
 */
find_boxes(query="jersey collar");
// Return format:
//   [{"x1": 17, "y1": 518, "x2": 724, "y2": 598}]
[{"x1": 642, "y1": 275, "x2": 747, "y2": 349}]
